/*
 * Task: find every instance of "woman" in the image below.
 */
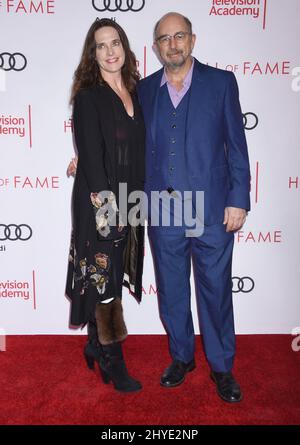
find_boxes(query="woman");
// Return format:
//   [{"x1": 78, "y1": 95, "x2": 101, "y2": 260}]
[{"x1": 66, "y1": 18, "x2": 145, "y2": 393}]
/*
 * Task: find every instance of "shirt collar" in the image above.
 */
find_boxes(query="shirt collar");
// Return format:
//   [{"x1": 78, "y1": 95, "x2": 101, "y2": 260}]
[{"x1": 160, "y1": 57, "x2": 195, "y2": 88}]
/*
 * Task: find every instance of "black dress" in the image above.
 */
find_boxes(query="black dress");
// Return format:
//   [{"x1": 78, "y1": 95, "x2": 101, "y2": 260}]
[
  {"x1": 110, "y1": 85, "x2": 145, "y2": 224},
  {"x1": 66, "y1": 84, "x2": 145, "y2": 325}
]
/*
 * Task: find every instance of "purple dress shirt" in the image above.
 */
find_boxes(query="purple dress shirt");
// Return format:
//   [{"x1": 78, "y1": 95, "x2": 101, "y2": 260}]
[{"x1": 160, "y1": 57, "x2": 195, "y2": 108}]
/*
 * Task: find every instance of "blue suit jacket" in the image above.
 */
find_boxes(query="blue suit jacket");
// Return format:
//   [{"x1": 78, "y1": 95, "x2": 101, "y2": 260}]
[{"x1": 137, "y1": 59, "x2": 251, "y2": 226}]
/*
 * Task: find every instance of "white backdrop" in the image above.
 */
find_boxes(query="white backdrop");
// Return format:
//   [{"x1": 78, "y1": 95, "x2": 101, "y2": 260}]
[{"x1": 0, "y1": 0, "x2": 299, "y2": 335}]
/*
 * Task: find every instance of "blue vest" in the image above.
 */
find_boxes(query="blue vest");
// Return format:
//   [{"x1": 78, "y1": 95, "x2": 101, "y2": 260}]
[
  {"x1": 148, "y1": 84, "x2": 194, "y2": 231},
  {"x1": 155, "y1": 84, "x2": 190, "y2": 194}
]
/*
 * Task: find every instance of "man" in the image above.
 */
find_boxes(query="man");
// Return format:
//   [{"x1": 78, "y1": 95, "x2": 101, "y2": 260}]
[{"x1": 137, "y1": 12, "x2": 250, "y2": 403}]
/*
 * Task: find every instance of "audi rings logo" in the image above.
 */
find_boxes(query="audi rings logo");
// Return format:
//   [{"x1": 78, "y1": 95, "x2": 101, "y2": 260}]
[
  {"x1": 232, "y1": 276, "x2": 255, "y2": 293},
  {"x1": 0, "y1": 53, "x2": 27, "y2": 72},
  {"x1": 0, "y1": 224, "x2": 32, "y2": 241},
  {"x1": 92, "y1": 0, "x2": 145, "y2": 12},
  {"x1": 243, "y1": 112, "x2": 258, "y2": 130}
]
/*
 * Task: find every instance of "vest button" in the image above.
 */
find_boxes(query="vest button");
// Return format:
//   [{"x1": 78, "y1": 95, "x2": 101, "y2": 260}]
[
  {"x1": 170, "y1": 151, "x2": 175, "y2": 155},
  {"x1": 170, "y1": 167, "x2": 174, "y2": 171},
  {"x1": 172, "y1": 112, "x2": 176, "y2": 117},
  {"x1": 171, "y1": 138, "x2": 176, "y2": 144},
  {"x1": 172, "y1": 124, "x2": 176, "y2": 129}
]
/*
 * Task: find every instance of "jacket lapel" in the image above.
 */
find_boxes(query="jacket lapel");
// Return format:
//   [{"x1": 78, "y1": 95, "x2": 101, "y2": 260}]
[
  {"x1": 149, "y1": 69, "x2": 164, "y2": 145},
  {"x1": 186, "y1": 60, "x2": 207, "y2": 139},
  {"x1": 96, "y1": 85, "x2": 116, "y2": 167}
]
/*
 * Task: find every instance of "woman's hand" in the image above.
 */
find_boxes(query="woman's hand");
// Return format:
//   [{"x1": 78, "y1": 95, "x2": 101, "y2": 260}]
[{"x1": 67, "y1": 156, "x2": 78, "y2": 177}]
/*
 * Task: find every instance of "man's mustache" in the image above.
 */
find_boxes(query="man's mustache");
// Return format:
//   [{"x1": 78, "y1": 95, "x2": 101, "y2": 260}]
[{"x1": 167, "y1": 50, "x2": 183, "y2": 56}]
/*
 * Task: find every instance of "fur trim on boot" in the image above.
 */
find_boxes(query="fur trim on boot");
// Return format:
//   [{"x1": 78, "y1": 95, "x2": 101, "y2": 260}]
[
  {"x1": 112, "y1": 298, "x2": 128, "y2": 344},
  {"x1": 95, "y1": 298, "x2": 128, "y2": 345}
]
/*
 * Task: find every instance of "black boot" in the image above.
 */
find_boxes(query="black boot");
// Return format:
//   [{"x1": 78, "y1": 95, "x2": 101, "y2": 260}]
[
  {"x1": 99, "y1": 342, "x2": 142, "y2": 393},
  {"x1": 83, "y1": 318, "x2": 104, "y2": 372}
]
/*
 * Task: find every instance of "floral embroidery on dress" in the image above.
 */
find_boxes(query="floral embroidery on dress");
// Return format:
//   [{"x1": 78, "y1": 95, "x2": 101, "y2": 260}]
[
  {"x1": 95, "y1": 252, "x2": 109, "y2": 269},
  {"x1": 68, "y1": 231, "x2": 75, "y2": 263},
  {"x1": 79, "y1": 259, "x2": 87, "y2": 277},
  {"x1": 90, "y1": 273, "x2": 108, "y2": 295},
  {"x1": 67, "y1": 231, "x2": 77, "y2": 289},
  {"x1": 67, "y1": 189, "x2": 127, "y2": 298},
  {"x1": 90, "y1": 191, "x2": 124, "y2": 238},
  {"x1": 70, "y1": 250, "x2": 111, "y2": 297}
]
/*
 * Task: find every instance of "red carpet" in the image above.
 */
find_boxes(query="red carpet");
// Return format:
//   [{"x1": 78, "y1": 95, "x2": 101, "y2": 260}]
[{"x1": 0, "y1": 335, "x2": 299, "y2": 425}]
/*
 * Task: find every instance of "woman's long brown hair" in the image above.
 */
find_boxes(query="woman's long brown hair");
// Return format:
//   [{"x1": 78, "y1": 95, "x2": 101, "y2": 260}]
[{"x1": 70, "y1": 18, "x2": 140, "y2": 103}]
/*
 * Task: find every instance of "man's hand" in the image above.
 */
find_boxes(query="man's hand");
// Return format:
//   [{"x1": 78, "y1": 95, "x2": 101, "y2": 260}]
[
  {"x1": 223, "y1": 206, "x2": 247, "y2": 232},
  {"x1": 67, "y1": 156, "x2": 78, "y2": 177}
]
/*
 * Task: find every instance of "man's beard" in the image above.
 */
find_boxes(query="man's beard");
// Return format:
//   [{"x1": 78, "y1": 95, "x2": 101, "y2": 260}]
[{"x1": 165, "y1": 50, "x2": 186, "y2": 69}]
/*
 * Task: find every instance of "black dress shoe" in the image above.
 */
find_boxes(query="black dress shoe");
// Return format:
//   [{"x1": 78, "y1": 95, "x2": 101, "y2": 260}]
[
  {"x1": 160, "y1": 359, "x2": 196, "y2": 387},
  {"x1": 210, "y1": 371, "x2": 243, "y2": 403}
]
